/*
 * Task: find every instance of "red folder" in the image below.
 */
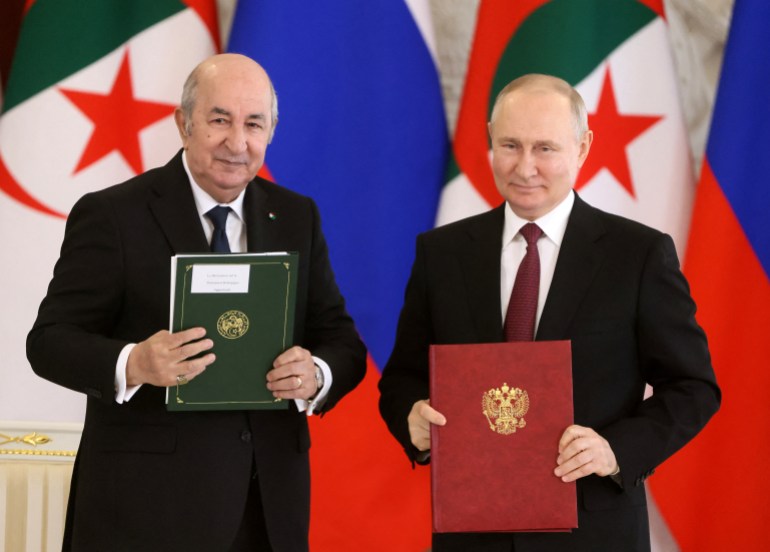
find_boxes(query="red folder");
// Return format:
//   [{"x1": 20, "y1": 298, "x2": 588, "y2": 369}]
[{"x1": 429, "y1": 341, "x2": 577, "y2": 533}]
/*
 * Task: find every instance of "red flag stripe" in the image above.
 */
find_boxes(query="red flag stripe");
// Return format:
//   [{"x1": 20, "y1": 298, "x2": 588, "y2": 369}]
[
  {"x1": 649, "y1": 160, "x2": 770, "y2": 550},
  {"x1": 308, "y1": 356, "x2": 431, "y2": 551}
]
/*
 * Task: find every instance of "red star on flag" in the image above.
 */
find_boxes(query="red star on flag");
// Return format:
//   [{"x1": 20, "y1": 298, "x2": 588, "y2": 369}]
[
  {"x1": 59, "y1": 50, "x2": 177, "y2": 176},
  {"x1": 575, "y1": 67, "x2": 662, "y2": 198}
]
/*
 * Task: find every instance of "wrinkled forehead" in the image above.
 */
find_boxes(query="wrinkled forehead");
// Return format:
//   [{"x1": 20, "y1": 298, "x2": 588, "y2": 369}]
[{"x1": 196, "y1": 71, "x2": 272, "y2": 112}]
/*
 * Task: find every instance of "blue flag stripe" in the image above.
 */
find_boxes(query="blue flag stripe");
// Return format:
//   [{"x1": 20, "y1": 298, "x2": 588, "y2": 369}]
[
  {"x1": 228, "y1": 1, "x2": 449, "y2": 367},
  {"x1": 705, "y1": 0, "x2": 770, "y2": 279}
]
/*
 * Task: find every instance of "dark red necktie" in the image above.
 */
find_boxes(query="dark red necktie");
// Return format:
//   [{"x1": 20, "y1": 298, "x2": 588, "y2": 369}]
[{"x1": 504, "y1": 223, "x2": 543, "y2": 341}]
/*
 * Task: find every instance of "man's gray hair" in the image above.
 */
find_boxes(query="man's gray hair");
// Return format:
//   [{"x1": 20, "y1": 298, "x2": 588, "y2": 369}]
[
  {"x1": 489, "y1": 74, "x2": 588, "y2": 141},
  {"x1": 179, "y1": 65, "x2": 279, "y2": 141}
]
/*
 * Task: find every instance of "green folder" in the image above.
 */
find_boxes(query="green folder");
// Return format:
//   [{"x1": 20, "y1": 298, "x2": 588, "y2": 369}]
[{"x1": 166, "y1": 252, "x2": 298, "y2": 411}]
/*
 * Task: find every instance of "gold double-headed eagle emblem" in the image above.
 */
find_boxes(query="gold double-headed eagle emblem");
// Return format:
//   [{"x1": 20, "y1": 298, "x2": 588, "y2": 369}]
[
  {"x1": 216, "y1": 310, "x2": 250, "y2": 339},
  {"x1": 482, "y1": 383, "x2": 529, "y2": 435}
]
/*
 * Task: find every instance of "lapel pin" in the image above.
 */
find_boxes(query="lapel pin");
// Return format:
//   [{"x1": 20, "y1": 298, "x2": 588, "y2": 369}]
[{"x1": 268, "y1": 212, "x2": 278, "y2": 221}]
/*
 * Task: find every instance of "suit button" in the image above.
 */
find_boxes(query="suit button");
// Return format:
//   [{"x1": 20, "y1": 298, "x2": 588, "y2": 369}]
[{"x1": 240, "y1": 430, "x2": 252, "y2": 443}]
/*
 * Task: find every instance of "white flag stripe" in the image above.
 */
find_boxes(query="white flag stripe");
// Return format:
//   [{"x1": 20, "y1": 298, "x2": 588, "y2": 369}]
[
  {"x1": 576, "y1": 19, "x2": 694, "y2": 256},
  {"x1": 434, "y1": 172, "x2": 491, "y2": 227},
  {"x1": 0, "y1": 7, "x2": 218, "y2": 423},
  {"x1": 0, "y1": 11, "x2": 213, "y2": 215},
  {"x1": 403, "y1": 0, "x2": 439, "y2": 67}
]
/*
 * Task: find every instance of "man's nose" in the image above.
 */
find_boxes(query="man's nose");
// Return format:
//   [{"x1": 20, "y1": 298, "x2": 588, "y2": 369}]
[
  {"x1": 514, "y1": 150, "x2": 537, "y2": 179},
  {"x1": 225, "y1": 125, "x2": 247, "y2": 153}
]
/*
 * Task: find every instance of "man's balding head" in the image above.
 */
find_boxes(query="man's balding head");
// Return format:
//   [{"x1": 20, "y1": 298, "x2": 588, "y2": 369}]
[{"x1": 489, "y1": 74, "x2": 588, "y2": 141}]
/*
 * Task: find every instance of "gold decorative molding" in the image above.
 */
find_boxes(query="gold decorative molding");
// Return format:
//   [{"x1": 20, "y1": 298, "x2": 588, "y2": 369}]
[
  {"x1": 0, "y1": 422, "x2": 81, "y2": 460},
  {"x1": 0, "y1": 431, "x2": 76, "y2": 457},
  {"x1": 0, "y1": 448, "x2": 76, "y2": 457},
  {"x1": 1, "y1": 431, "x2": 52, "y2": 447}
]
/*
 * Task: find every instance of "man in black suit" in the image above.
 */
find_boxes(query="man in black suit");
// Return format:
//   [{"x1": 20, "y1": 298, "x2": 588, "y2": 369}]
[
  {"x1": 27, "y1": 53, "x2": 366, "y2": 552},
  {"x1": 378, "y1": 74, "x2": 720, "y2": 551}
]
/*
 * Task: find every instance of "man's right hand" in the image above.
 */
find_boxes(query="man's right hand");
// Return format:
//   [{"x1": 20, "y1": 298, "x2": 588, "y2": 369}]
[
  {"x1": 408, "y1": 399, "x2": 447, "y2": 451},
  {"x1": 126, "y1": 327, "x2": 215, "y2": 387}
]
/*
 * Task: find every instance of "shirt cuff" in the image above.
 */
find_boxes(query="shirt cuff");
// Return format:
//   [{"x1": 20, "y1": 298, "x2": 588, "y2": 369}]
[
  {"x1": 114, "y1": 343, "x2": 142, "y2": 403},
  {"x1": 294, "y1": 356, "x2": 333, "y2": 416}
]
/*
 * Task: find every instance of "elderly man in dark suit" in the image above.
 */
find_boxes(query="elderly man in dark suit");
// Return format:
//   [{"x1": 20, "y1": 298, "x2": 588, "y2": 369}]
[
  {"x1": 27, "y1": 53, "x2": 366, "y2": 552},
  {"x1": 378, "y1": 74, "x2": 720, "y2": 551}
]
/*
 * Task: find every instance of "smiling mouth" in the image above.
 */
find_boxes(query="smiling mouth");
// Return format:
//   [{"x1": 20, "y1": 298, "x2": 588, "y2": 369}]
[
  {"x1": 509, "y1": 182, "x2": 541, "y2": 190},
  {"x1": 216, "y1": 158, "x2": 248, "y2": 167}
]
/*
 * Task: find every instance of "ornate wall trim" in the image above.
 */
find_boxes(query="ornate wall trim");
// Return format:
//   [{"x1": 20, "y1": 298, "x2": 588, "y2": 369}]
[{"x1": 0, "y1": 421, "x2": 81, "y2": 460}]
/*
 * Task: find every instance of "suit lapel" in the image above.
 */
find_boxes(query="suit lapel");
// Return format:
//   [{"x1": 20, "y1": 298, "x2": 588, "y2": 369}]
[
  {"x1": 243, "y1": 180, "x2": 272, "y2": 252},
  {"x1": 148, "y1": 153, "x2": 275, "y2": 254},
  {"x1": 537, "y1": 194, "x2": 606, "y2": 340},
  {"x1": 460, "y1": 206, "x2": 506, "y2": 342},
  {"x1": 148, "y1": 152, "x2": 209, "y2": 253}
]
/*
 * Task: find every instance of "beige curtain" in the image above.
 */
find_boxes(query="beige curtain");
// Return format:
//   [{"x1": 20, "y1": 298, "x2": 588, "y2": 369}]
[
  {"x1": 0, "y1": 460, "x2": 73, "y2": 552},
  {"x1": 1, "y1": 422, "x2": 79, "y2": 552}
]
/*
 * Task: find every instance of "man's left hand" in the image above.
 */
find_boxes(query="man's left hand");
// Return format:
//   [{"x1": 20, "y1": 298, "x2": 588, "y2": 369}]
[
  {"x1": 267, "y1": 346, "x2": 318, "y2": 400},
  {"x1": 554, "y1": 424, "x2": 618, "y2": 482}
]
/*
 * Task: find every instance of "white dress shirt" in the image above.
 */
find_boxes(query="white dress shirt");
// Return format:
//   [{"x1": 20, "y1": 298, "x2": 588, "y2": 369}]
[{"x1": 500, "y1": 191, "x2": 575, "y2": 334}]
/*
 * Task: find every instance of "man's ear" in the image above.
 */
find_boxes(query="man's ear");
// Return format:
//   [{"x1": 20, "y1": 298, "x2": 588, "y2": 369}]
[
  {"x1": 268, "y1": 117, "x2": 278, "y2": 144},
  {"x1": 577, "y1": 130, "x2": 593, "y2": 168},
  {"x1": 174, "y1": 109, "x2": 189, "y2": 147}
]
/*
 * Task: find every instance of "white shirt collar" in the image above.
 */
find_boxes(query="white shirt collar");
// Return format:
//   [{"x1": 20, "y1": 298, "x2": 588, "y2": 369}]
[
  {"x1": 502, "y1": 190, "x2": 575, "y2": 247},
  {"x1": 182, "y1": 150, "x2": 246, "y2": 222}
]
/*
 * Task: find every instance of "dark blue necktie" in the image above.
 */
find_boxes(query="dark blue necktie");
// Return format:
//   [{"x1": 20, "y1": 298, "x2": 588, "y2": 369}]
[{"x1": 205, "y1": 206, "x2": 231, "y2": 253}]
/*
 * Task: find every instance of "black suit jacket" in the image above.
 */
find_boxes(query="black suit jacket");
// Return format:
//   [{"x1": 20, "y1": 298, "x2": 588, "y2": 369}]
[
  {"x1": 27, "y1": 151, "x2": 366, "y2": 552},
  {"x1": 378, "y1": 193, "x2": 720, "y2": 552}
]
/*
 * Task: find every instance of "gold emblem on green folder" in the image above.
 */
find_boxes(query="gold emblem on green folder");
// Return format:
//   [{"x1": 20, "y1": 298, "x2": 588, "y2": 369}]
[
  {"x1": 482, "y1": 383, "x2": 530, "y2": 435},
  {"x1": 217, "y1": 310, "x2": 250, "y2": 339}
]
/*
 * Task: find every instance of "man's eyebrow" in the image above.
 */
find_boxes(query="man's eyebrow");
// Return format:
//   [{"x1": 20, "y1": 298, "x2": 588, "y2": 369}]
[
  {"x1": 534, "y1": 139, "x2": 559, "y2": 148},
  {"x1": 493, "y1": 136, "x2": 560, "y2": 148},
  {"x1": 209, "y1": 107, "x2": 266, "y2": 121}
]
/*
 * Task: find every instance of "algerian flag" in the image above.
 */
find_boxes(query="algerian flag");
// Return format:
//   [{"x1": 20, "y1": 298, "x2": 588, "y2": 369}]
[
  {"x1": 0, "y1": 0, "x2": 218, "y2": 422},
  {"x1": 438, "y1": 0, "x2": 693, "y2": 257},
  {"x1": 436, "y1": 0, "x2": 692, "y2": 549}
]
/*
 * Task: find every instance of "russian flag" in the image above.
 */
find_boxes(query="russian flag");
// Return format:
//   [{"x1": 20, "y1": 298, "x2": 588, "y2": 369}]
[
  {"x1": 228, "y1": 2, "x2": 448, "y2": 549},
  {"x1": 649, "y1": 0, "x2": 770, "y2": 549}
]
